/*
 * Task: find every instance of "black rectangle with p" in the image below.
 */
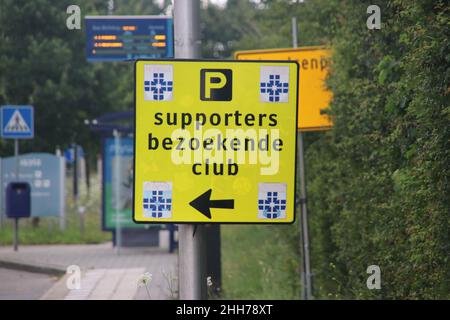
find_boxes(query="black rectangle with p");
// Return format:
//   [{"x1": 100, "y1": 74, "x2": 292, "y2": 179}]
[{"x1": 200, "y1": 69, "x2": 232, "y2": 101}]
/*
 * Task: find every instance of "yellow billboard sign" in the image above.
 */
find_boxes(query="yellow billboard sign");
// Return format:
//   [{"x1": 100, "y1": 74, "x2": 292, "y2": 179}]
[
  {"x1": 133, "y1": 60, "x2": 298, "y2": 223},
  {"x1": 235, "y1": 46, "x2": 333, "y2": 131}
]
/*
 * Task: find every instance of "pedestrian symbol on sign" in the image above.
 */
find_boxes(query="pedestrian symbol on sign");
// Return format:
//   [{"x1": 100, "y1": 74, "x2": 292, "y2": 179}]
[
  {"x1": 1, "y1": 105, "x2": 34, "y2": 139},
  {"x1": 4, "y1": 110, "x2": 30, "y2": 133}
]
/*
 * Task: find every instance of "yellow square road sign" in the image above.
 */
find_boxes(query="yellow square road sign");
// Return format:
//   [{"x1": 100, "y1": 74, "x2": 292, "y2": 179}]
[
  {"x1": 235, "y1": 46, "x2": 333, "y2": 131},
  {"x1": 133, "y1": 59, "x2": 298, "y2": 223}
]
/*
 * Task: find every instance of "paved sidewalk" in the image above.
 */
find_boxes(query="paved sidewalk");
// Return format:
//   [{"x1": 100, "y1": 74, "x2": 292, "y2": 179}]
[
  {"x1": 0, "y1": 243, "x2": 177, "y2": 300},
  {"x1": 0, "y1": 268, "x2": 58, "y2": 300}
]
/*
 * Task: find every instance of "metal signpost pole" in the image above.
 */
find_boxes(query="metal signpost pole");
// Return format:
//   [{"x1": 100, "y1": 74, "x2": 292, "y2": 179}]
[
  {"x1": 73, "y1": 143, "x2": 84, "y2": 234},
  {"x1": 113, "y1": 129, "x2": 122, "y2": 255},
  {"x1": 57, "y1": 148, "x2": 66, "y2": 231},
  {"x1": 13, "y1": 139, "x2": 19, "y2": 251},
  {"x1": 0, "y1": 158, "x2": 2, "y2": 229},
  {"x1": 174, "y1": 0, "x2": 207, "y2": 300},
  {"x1": 292, "y1": 16, "x2": 313, "y2": 300}
]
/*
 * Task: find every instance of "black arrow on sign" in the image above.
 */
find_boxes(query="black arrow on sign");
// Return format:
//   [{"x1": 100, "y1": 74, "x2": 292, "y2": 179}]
[{"x1": 189, "y1": 189, "x2": 234, "y2": 219}]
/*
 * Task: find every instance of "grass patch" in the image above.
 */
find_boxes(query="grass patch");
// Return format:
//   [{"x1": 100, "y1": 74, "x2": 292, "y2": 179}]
[
  {"x1": 221, "y1": 223, "x2": 301, "y2": 299},
  {"x1": 0, "y1": 174, "x2": 111, "y2": 245}
]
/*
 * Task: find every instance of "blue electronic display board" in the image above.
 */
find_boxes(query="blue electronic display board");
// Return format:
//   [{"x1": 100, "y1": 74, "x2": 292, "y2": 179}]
[{"x1": 85, "y1": 15, "x2": 173, "y2": 62}]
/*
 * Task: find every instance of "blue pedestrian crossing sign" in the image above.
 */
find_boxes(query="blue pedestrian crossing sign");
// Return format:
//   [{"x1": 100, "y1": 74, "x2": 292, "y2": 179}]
[{"x1": 1, "y1": 105, "x2": 34, "y2": 139}]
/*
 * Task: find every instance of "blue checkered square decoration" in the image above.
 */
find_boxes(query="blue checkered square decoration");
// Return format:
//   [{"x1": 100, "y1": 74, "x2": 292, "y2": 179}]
[
  {"x1": 143, "y1": 188, "x2": 172, "y2": 218},
  {"x1": 260, "y1": 75, "x2": 289, "y2": 102},
  {"x1": 144, "y1": 73, "x2": 173, "y2": 100},
  {"x1": 144, "y1": 65, "x2": 173, "y2": 101},
  {"x1": 258, "y1": 183, "x2": 287, "y2": 219},
  {"x1": 260, "y1": 66, "x2": 289, "y2": 103}
]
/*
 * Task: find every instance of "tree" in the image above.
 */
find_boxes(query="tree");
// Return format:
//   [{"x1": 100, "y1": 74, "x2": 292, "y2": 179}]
[{"x1": 0, "y1": 0, "x2": 163, "y2": 156}]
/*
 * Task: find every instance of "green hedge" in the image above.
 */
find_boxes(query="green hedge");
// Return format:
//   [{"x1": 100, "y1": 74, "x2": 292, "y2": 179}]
[{"x1": 306, "y1": 0, "x2": 450, "y2": 299}]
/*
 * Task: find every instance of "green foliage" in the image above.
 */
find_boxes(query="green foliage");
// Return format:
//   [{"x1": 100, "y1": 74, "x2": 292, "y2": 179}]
[
  {"x1": 201, "y1": 0, "x2": 260, "y2": 58},
  {"x1": 221, "y1": 224, "x2": 300, "y2": 299},
  {"x1": 0, "y1": 0, "x2": 163, "y2": 157},
  {"x1": 1, "y1": 0, "x2": 103, "y2": 155},
  {"x1": 306, "y1": 0, "x2": 450, "y2": 299}
]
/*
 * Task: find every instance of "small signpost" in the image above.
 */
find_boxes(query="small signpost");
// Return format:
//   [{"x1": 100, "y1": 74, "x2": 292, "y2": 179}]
[
  {"x1": 1, "y1": 106, "x2": 34, "y2": 139},
  {"x1": 102, "y1": 136, "x2": 136, "y2": 230},
  {"x1": 133, "y1": 60, "x2": 299, "y2": 224},
  {"x1": 1, "y1": 153, "x2": 65, "y2": 224},
  {"x1": 1, "y1": 105, "x2": 34, "y2": 251}
]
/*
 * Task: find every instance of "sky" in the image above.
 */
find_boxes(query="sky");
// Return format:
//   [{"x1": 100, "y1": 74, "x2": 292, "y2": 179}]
[
  {"x1": 154, "y1": 0, "x2": 228, "y2": 9},
  {"x1": 205, "y1": 0, "x2": 227, "y2": 6}
]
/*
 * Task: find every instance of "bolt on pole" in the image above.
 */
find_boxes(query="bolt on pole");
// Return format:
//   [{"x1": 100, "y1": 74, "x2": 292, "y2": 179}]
[
  {"x1": 292, "y1": 16, "x2": 313, "y2": 300},
  {"x1": 174, "y1": 0, "x2": 207, "y2": 300}
]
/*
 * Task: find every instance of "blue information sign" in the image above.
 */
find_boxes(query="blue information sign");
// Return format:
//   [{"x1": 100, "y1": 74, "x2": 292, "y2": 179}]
[
  {"x1": 85, "y1": 15, "x2": 174, "y2": 62},
  {"x1": 102, "y1": 137, "x2": 143, "y2": 230},
  {"x1": 64, "y1": 145, "x2": 84, "y2": 164},
  {"x1": 1, "y1": 153, "x2": 65, "y2": 217},
  {"x1": 0, "y1": 105, "x2": 34, "y2": 139}
]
